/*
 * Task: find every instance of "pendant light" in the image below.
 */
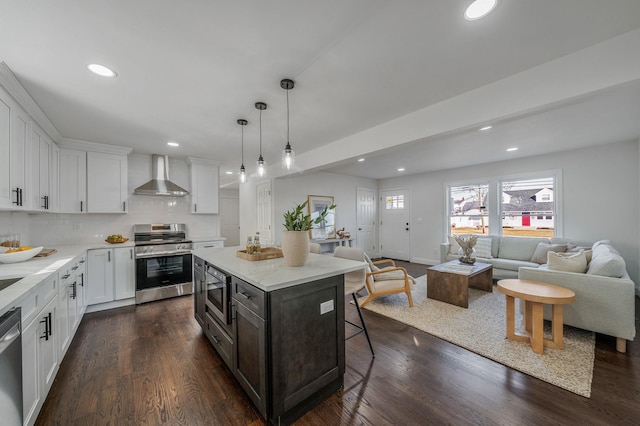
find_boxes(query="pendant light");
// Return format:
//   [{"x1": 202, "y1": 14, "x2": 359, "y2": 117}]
[
  {"x1": 237, "y1": 119, "x2": 248, "y2": 183},
  {"x1": 255, "y1": 102, "x2": 267, "y2": 177},
  {"x1": 280, "y1": 79, "x2": 295, "y2": 170}
]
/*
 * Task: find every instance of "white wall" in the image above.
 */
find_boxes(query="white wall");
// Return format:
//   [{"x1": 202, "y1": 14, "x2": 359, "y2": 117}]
[
  {"x1": 273, "y1": 172, "x2": 378, "y2": 246},
  {"x1": 379, "y1": 140, "x2": 640, "y2": 290},
  {"x1": 239, "y1": 172, "x2": 377, "y2": 248},
  {"x1": 0, "y1": 154, "x2": 221, "y2": 246}
]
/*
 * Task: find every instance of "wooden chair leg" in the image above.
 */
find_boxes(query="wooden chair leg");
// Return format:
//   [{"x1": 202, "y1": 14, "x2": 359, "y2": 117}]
[
  {"x1": 616, "y1": 338, "x2": 627, "y2": 353},
  {"x1": 405, "y1": 288, "x2": 414, "y2": 307}
]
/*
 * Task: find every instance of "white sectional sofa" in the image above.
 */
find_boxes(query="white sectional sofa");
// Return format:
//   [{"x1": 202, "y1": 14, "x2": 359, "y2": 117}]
[{"x1": 440, "y1": 235, "x2": 636, "y2": 352}]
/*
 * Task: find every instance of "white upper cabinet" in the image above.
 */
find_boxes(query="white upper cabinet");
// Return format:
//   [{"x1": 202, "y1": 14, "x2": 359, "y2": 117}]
[
  {"x1": 49, "y1": 143, "x2": 59, "y2": 212},
  {"x1": 87, "y1": 151, "x2": 128, "y2": 213},
  {"x1": 0, "y1": 96, "x2": 31, "y2": 210},
  {"x1": 0, "y1": 93, "x2": 11, "y2": 208},
  {"x1": 29, "y1": 123, "x2": 54, "y2": 211},
  {"x1": 186, "y1": 157, "x2": 220, "y2": 214},
  {"x1": 58, "y1": 148, "x2": 87, "y2": 213}
]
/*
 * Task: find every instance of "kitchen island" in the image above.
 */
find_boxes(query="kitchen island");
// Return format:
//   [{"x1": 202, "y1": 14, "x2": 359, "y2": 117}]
[{"x1": 192, "y1": 246, "x2": 365, "y2": 425}]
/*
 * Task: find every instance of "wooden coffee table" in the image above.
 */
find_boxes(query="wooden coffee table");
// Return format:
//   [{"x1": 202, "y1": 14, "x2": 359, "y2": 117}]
[
  {"x1": 497, "y1": 279, "x2": 576, "y2": 354},
  {"x1": 426, "y1": 261, "x2": 493, "y2": 308}
]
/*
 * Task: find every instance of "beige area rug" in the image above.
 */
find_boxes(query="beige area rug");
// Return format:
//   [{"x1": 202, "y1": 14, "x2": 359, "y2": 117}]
[{"x1": 360, "y1": 275, "x2": 596, "y2": 397}]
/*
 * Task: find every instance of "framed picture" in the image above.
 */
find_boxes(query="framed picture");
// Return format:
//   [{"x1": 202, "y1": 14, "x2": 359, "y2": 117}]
[{"x1": 308, "y1": 195, "x2": 336, "y2": 240}]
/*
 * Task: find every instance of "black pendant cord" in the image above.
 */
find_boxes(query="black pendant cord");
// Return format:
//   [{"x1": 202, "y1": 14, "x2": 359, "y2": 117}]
[
  {"x1": 286, "y1": 88, "x2": 290, "y2": 145},
  {"x1": 241, "y1": 123, "x2": 244, "y2": 167},
  {"x1": 259, "y1": 108, "x2": 263, "y2": 158}
]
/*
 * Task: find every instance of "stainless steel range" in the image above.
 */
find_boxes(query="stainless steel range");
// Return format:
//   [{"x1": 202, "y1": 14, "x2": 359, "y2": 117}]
[{"x1": 134, "y1": 223, "x2": 193, "y2": 304}]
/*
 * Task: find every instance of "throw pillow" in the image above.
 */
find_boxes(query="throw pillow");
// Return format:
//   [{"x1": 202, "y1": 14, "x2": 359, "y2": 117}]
[
  {"x1": 530, "y1": 242, "x2": 567, "y2": 264},
  {"x1": 587, "y1": 244, "x2": 626, "y2": 278},
  {"x1": 474, "y1": 237, "x2": 492, "y2": 259},
  {"x1": 448, "y1": 235, "x2": 461, "y2": 255},
  {"x1": 547, "y1": 250, "x2": 588, "y2": 273}
]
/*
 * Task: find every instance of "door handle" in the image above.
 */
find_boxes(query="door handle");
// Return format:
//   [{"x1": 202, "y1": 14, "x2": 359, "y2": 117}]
[{"x1": 0, "y1": 324, "x2": 21, "y2": 354}]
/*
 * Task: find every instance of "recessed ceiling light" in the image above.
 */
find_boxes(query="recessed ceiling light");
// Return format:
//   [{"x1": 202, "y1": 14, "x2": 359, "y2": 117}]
[
  {"x1": 357, "y1": 158, "x2": 365, "y2": 162},
  {"x1": 87, "y1": 63, "x2": 117, "y2": 78},
  {"x1": 167, "y1": 141, "x2": 179, "y2": 147},
  {"x1": 225, "y1": 171, "x2": 233, "y2": 175},
  {"x1": 506, "y1": 147, "x2": 518, "y2": 152},
  {"x1": 465, "y1": 0, "x2": 499, "y2": 21},
  {"x1": 479, "y1": 125, "x2": 493, "y2": 131},
  {"x1": 397, "y1": 168, "x2": 405, "y2": 172}
]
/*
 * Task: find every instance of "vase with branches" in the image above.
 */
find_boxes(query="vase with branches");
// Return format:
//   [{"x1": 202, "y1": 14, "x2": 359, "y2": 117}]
[{"x1": 454, "y1": 234, "x2": 478, "y2": 264}]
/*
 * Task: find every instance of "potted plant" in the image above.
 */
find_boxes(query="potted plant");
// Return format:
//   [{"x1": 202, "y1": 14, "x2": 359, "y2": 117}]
[{"x1": 282, "y1": 200, "x2": 335, "y2": 266}]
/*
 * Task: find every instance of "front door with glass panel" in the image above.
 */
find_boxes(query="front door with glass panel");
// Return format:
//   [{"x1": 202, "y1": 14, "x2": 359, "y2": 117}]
[{"x1": 380, "y1": 188, "x2": 410, "y2": 261}]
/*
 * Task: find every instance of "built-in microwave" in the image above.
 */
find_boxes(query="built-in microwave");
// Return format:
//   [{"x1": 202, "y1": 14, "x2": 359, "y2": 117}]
[{"x1": 205, "y1": 264, "x2": 232, "y2": 326}]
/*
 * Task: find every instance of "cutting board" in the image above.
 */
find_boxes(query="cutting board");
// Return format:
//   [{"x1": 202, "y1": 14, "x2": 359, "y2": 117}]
[{"x1": 35, "y1": 248, "x2": 57, "y2": 257}]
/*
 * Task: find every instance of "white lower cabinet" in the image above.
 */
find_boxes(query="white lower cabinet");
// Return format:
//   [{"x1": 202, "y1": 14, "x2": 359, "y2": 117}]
[
  {"x1": 114, "y1": 246, "x2": 135, "y2": 300},
  {"x1": 21, "y1": 280, "x2": 59, "y2": 426},
  {"x1": 87, "y1": 246, "x2": 135, "y2": 307},
  {"x1": 18, "y1": 252, "x2": 87, "y2": 426}
]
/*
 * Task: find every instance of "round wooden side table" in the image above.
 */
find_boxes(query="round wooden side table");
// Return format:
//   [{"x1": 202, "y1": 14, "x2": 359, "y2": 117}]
[{"x1": 497, "y1": 279, "x2": 575, "y2": 354}]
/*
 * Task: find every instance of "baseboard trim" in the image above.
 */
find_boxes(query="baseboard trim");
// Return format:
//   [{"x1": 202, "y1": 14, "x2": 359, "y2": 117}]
[
  {"x1": 411, "y1": 257, "x2": 439, "y2": 266},
  {"x1": 85, "y1": 298, "x2": 135, "y2": 313}
]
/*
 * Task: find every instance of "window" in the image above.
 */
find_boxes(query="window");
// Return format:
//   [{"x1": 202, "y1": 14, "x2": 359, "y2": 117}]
[
  {"x1": 447, "y1": 173, "x2": 560, "y2": 238},
  {"x1": 501, "y1": 177, "x2": 555, "y2": 238},
  {"x1": 448, "y1": 183, "x2": 490, "y2": 235},
  {"x1": 386, "y1": 195, "x2": 404, "y2": 209}
]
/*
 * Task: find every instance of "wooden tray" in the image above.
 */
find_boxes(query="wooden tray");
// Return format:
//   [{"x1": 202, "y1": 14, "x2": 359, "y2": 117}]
[
  {"x1": 35, "y1": 248, "x2": 57, "y2": 257},
  {"x1": 236, "y1": 247, "x2": 283, "y2": 261}
]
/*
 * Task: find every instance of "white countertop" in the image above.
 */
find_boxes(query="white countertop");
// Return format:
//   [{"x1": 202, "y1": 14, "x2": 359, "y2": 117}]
[
  {"x1": 192, "y1": 246, "x2": 366, "y2": 292},
  {"x1": 0, "y1": 245, "x2": 89, "y2": 315}
]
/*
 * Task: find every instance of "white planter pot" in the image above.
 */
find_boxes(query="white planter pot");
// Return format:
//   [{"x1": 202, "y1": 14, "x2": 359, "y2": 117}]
[{"x1": 281, "y1": 230, "x2": 310, "y2": 267}]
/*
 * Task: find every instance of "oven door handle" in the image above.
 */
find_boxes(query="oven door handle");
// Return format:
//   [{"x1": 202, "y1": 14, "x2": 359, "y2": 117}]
[{"x1": 135, "y1": 251, "x2": 192, "y2": 259}]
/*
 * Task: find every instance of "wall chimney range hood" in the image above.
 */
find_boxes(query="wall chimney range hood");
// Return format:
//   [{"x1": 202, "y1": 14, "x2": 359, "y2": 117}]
[{"x1": 134, "y1": 154, "x2": 189, "y2": 196}]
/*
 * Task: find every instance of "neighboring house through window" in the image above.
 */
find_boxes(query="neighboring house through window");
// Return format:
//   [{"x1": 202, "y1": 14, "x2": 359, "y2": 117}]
[{"x1": 447, "y1": 172, "x2": 560, "y2": 238}]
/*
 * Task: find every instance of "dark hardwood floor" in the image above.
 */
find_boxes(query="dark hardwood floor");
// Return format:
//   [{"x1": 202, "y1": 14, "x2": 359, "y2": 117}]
[{"x1": 36, "y1": 261, "x2": 639, "y2": 425}]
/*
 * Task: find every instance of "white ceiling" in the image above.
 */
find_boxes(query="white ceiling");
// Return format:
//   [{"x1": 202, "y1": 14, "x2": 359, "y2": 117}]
[{"x1": 1, "y1": 0, "x2": 640, "y2": 188}]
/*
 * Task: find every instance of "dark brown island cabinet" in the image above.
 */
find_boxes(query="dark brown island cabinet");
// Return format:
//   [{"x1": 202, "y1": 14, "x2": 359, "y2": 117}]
[{"x1": 193, "y1": 251, "x2": 361, "y2": 425}]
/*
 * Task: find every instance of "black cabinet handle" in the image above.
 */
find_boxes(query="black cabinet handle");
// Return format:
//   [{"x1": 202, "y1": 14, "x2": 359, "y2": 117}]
[
  {"x1": 123, "y1": 201, "x2": 126, "y2": 211},
  {"x1": 48, "y1": 312, "x2": 52, "y2": 336},
  {"x1": 62, "y1": 274, "x2": 70, "y2": 279},
  {"x1": 12, "y1": 188, "x2": 23, "y2": 206},
  {"x1": 70, "y1": 282, "x2": 77, "y2": 299},
  {"x1": 194, "y1": 203, "x2": 197, "y2": 213},
  {"x1": 79, "y1": 273, "x2": 84, "y2": 287},
  {"x1": 238, "y1": 292, "x2": 251, "y2": 299},
  {"x1": 40, "y1": 317, "x2": 49, "y2": 340},
  {"x1": 108, "y1": 251, "x2": 111, "y2": 262},
  {"x1": 80, "y1": 200, "x2": 83, "y2": 212}
]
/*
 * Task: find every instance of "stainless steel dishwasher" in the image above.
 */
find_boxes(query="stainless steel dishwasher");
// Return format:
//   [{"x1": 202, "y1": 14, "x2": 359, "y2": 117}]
[{"x1": 0, "y1": 307, "x2": 22, "y2": 426}]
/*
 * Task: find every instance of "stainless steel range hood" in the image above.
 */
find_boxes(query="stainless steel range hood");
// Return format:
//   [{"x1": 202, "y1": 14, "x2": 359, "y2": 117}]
[{"x1": 134, "y1": 154, "x2": 189, "y2": 196}]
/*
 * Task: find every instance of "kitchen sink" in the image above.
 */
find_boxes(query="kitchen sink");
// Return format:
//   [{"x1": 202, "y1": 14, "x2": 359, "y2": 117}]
[{"x1": 0, "y1": 278, "x2": 23, "y2": 291}]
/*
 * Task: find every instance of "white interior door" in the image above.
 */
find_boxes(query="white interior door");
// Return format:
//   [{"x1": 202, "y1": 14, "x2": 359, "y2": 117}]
[
  {"x1": 380, "y1": 188, "x2": 411, "y2": 261},
  {"x1": 356, "y1": 187, "x2": 376, "y2": 258},
  {"x1": 221, "y1": 194, "x2": 240, "y2": 247},
  {"x1": 256, "y1": 182, "x2": 272, "y2": 245}
]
